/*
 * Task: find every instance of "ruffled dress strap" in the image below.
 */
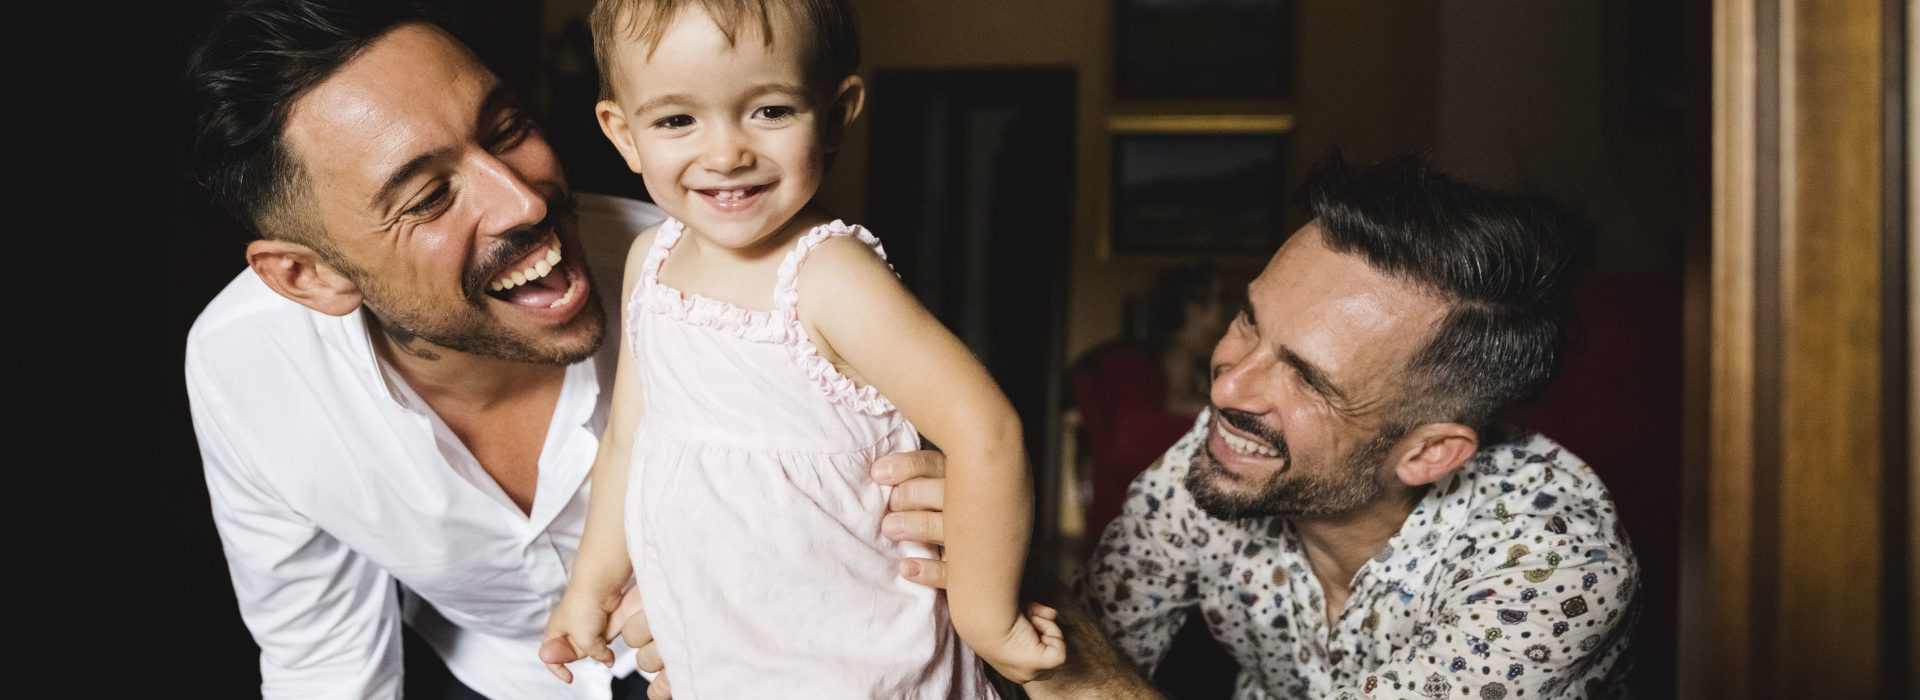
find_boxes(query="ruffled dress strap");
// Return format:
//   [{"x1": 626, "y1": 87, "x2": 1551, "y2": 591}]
[
  {"x1": 640, "y1": 217, "x2": 685, "y2": 286},
  {"x1": 624, "y1": 218, "x2": 680, "y2": 356},
  {"x1": 629, "y1": 217, "x2": 800, "y2": 348},
  {"x1": 774, "y1": 220, "x2": 899, "y2": 416}
]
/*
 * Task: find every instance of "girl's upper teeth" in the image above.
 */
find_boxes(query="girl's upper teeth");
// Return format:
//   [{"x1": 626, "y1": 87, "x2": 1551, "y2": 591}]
[{"x1": 489, "y1": 240, "x2": 564, "y2": 292}]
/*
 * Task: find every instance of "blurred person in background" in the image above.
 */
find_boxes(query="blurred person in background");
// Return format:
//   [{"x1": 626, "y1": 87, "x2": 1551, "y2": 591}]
[{"x1": 1074, "y1": 264, "x2": 1228, "y2": 540}]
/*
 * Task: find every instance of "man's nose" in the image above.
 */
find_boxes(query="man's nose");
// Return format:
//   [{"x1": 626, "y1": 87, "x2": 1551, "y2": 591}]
[
  {"x1": 1209, "y1": 344, "x2": 1274, "y2": 414},
  {"x1": 699, "y1": 124, "x2": 754, "y2": 174},
  {"x1": 471, "y1": 153, "x2": 549, "y2": 235}
]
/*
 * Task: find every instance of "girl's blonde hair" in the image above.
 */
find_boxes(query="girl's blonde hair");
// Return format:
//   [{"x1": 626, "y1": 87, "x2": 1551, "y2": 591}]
[{"x1": 589, "y1": 0, "x2": 860, "y2": 100}]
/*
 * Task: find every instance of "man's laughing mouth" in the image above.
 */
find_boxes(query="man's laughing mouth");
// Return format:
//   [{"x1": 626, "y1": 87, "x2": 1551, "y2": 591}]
[
  {"x1": 1207, "y1": 408, "x2": 1290, "y2": 480},
  {"x1": 478, "y1": 233, "x2": 585, "y2": 313}
]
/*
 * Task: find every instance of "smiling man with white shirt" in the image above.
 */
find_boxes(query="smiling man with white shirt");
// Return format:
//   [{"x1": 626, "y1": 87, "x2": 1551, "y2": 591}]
[{"x1": 179, "y1": 2, "x2": 816, "y2": 698}]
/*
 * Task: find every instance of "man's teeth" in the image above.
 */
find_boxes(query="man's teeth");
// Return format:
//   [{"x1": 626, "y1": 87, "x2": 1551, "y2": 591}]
[
  {"x1": 1222, "y1": 430, "x2": 1280, "y2": 458},
  {"x1": 489, "y1": 241, "x2": 564, "y2": 292}
]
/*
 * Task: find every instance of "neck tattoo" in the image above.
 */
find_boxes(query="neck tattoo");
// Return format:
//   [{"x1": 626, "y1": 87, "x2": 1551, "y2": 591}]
[{"x1": 385, "y1": 323, "x2": 441, "y2": 361}]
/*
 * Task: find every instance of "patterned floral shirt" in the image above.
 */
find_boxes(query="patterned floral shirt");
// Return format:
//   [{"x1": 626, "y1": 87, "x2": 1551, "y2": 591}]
[{"x1": 1082, "y1": 410, "x2": 1638, "y2": 699}]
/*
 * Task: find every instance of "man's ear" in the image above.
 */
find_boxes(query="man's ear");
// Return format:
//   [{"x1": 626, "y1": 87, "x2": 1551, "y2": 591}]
[
  {"x1": 247, "y1": 239, "x2": 363, "y2": 317},
  {"x1": 1390, "y1": 422, "x2": 1480, "y2": 487},
  {"x1": 823, "y1": 74, "x2": 867, "y2": 152},
  {"x1": 595, "y1": 99, "x2": 645, "y2": 174}
]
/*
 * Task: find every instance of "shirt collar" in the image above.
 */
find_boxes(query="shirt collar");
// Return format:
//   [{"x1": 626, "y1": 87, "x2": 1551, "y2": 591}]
[{"x1": 328, "y1": 305, "x2": 416, "y2": 410}]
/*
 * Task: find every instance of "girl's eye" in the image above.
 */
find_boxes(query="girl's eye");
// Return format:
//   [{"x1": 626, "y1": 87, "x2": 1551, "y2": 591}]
[
  {"x1": 755, "y1": 106, "x2": 795, "y2": 120},
  {"x1": 654, "y1": 114, "x2": 694, "y2": 129},
  {"x1": 407, "y1": 183, "x2": 450, "y2": 216}
]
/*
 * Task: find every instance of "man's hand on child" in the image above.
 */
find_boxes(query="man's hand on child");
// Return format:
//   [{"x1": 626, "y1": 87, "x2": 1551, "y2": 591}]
[
  {"x1": 611, "y1": 585, "x2": 664, "y2": 674},
  {"x1": 611, "y1": 587, "x2": 676, "y2": 699},
  {"x1": 873, "y1": 449, "x2": 949, "y2": 588}
]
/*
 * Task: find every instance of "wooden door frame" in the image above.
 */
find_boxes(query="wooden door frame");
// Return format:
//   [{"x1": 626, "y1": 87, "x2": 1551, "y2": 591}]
[{"x1": 1688, "y1": 1, "x2": 1911, "y2": 697}]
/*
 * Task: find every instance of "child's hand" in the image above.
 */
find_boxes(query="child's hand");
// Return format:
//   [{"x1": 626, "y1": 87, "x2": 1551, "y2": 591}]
[
  {"x1": 539, "y1": 588, "x2": 622, "y2": 683},
  {"x1": 972, "y1": 602, "x2": 1068, "y2": 684}
]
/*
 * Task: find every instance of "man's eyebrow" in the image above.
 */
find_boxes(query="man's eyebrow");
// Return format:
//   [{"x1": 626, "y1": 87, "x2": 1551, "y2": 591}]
[
  {"x1": 477, "y1": 82, "x2": 518, "y2": 117},
  {"x1": 1277, "y1": 345, "x2": 1352, "y2": 406},
  {"x1": 371, "y1": 84, "x2": 518, "y2": 213},
  {"x1": 369, "y1": 147, "x2": 453, "y2": 213}
]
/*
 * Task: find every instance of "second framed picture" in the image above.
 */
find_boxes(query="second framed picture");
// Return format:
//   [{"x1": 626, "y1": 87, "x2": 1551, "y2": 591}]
[{"x1": 1108, "y1": 117, "x2": 1291, "y2": 255}]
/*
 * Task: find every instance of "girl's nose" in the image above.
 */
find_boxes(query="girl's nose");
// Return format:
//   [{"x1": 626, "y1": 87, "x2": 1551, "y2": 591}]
[{"x1": 700, "y1": 127, "x2": 754, "y2": 173}]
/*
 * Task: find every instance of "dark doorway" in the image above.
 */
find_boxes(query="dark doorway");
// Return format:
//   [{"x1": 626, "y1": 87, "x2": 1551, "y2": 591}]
[{"x1": 864, "y1": 69, "x2": 1076, "y2": 560}]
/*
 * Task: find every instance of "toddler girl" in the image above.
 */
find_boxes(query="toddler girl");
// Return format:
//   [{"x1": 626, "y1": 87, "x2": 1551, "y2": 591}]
[{"x1": 540, "y1": 1, "x2": 1065, "y2": 697}]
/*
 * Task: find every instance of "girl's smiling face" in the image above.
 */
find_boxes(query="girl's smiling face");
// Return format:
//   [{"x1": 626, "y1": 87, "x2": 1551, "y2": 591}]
[{"x1": 594, "y1": 4, "x2": 864, "y2": 256}]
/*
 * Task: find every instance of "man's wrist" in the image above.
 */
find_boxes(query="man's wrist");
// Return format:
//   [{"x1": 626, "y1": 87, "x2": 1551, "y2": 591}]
[
  {"x1": 1024, "y1": 670, "x2": 1160, "y2": 700},
  {"x1": 1022, "y1": 595, "x2": 1164, "y2": 700}
]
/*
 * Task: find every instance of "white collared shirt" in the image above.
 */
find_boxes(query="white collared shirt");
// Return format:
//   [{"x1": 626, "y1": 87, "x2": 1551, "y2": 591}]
[{"x1": 186, "y1": 194, "x2": 665, "y2": 700}]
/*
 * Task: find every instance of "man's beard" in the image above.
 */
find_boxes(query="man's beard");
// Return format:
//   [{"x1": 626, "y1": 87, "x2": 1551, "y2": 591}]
[
  {"x1": 355, "y1": 193, "x2": 607, "y2": 365},
  {"x1": 1185, "y1": 406, "x2": 1401, "y2": 519}
]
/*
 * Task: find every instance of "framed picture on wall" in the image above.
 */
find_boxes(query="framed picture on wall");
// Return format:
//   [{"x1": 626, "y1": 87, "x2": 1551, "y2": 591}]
[
  {"x1": 1108, "y1": 116, "x2": 1291, "y2": 255},
  {"x1": 1116, "y1": 0, "x2": 1291, "y2": 99}
]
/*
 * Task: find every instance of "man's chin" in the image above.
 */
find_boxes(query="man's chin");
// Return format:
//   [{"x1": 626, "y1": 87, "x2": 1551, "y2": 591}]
[
  {"x1": 485, "y1": 293, "x2": 607, "y2": 365},
  {"x1": 1186, "y1": 451, "x2": 1289, "y2": 519},
  {"x1": 381, "y1": 297, "x2": 606, "y2": 367}
]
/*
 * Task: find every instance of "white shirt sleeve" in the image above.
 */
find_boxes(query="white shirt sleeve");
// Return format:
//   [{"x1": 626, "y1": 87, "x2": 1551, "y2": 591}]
[{"x1": 188, "y1": 359, "x2": 404, "y2": 700}]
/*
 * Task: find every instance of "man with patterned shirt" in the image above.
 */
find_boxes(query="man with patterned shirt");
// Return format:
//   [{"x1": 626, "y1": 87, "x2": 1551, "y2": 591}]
[
  {"x1": 829, "y1": 153, "x2": 1636, "y2": 699},
  {"x1": 1045, "y1": 153, "x2": 1639, "y2": 699}
]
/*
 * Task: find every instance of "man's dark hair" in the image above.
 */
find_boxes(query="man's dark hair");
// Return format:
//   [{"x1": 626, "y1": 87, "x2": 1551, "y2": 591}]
[
  {"x1": 181, "y1": 0, "x2": 435, "y2": 248},
  {"x1": 1300, "y1": 152, "x2": 1581, "y2": 431}
]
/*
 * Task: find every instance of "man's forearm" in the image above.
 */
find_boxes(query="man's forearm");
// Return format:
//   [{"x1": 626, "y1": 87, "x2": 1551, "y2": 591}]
[{"x1": 1023, "y1": 597, "x2": 1163, "y2": 700}]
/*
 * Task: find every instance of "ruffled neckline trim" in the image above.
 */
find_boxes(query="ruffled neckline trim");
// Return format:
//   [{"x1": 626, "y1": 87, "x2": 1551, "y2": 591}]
[{"x1": 629, "y1": 217, "x2": 898, "y2": 416}]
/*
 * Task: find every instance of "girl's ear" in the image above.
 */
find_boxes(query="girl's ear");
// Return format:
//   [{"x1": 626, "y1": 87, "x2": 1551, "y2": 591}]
[
  {"x1": 823, "y1": 75, "x2": 867, "y2": 152},
  {"x1": 596, "y1": 99, "x2": 646, "y2": 174}
]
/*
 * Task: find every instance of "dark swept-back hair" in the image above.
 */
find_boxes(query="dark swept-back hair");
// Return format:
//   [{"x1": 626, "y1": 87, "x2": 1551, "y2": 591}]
[
  {"x1": 1300, "y1": 152, "x2": 1582, "y2": 431},
  {"x1": 181, "y1": 0, "x2": 435, "y2": 246}
]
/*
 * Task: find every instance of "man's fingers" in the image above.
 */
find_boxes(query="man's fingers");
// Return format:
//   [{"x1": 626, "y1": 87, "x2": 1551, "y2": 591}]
[
  {"x1": 634, "y1": 643, "x2": 664, "y2": 674},
  {"x1": 610, "y1": 585, "x2": 646, "y2": 634},
  {"x1": 872, "y1": 450, "x2": 945, "y2": 485},
  {"x1": 618, "y1": 603, "x2": 654, "y2": 648},
  {"x1": 896, "y1": 557, "x2": 949, "y2": 589},
  {"x1": 546, "y1": 662, "x2": 574, "y2": 684},
  {"x1": 647, "y1": 671, "x2": 673, "y2": 700},
  {"x1": 886, "y1": 474, "x2": 945, "y2": 512},
  {"x1": 881, "y1": 510, "x2": 945, "y2": 546}
]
